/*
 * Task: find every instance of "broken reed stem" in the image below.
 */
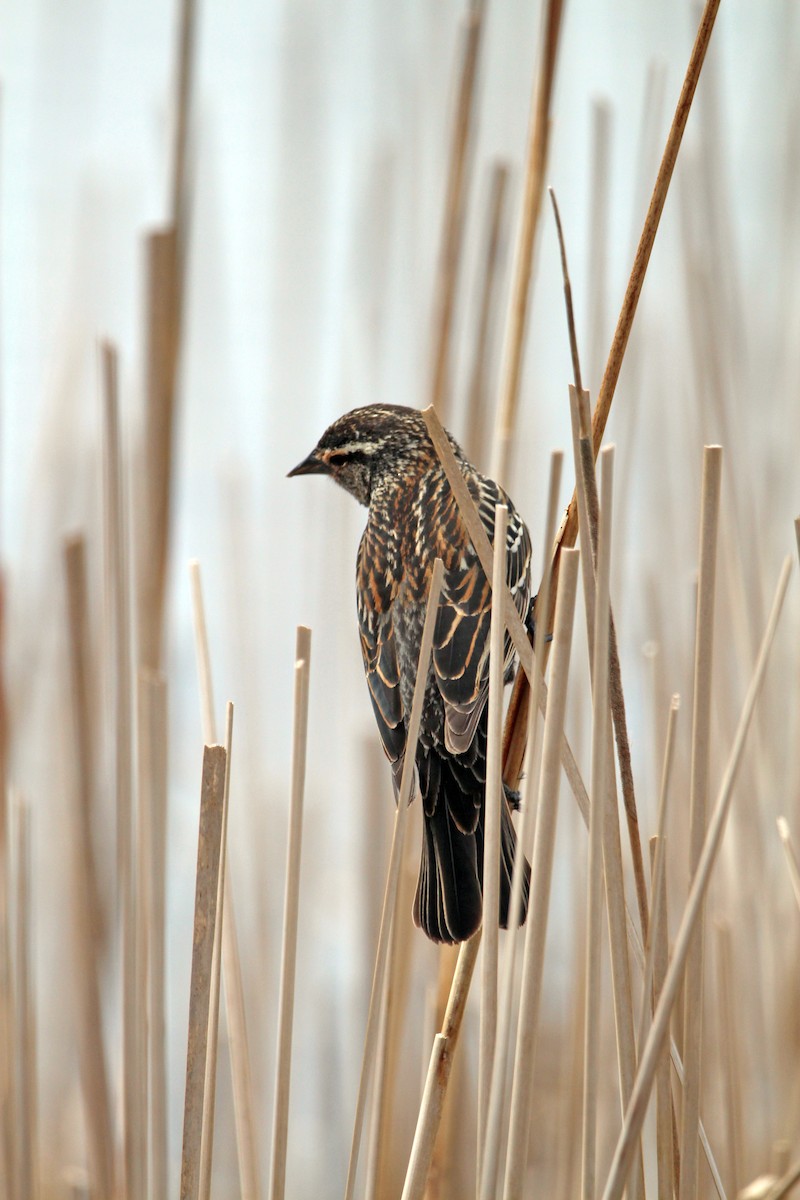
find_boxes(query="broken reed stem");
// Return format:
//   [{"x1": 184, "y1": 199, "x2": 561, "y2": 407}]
[
  {"x1": 776, "y1": 819, "x2": 800, "y2": 915},
  {"x1": 680, "y1": 445, "x2": 723, "y2": 1200},
  {"x1": 466, "y1": 163, "x2": 511, "y2": 465},
  {"x1": 581, "y1": 445, "x2": 614, "y2": 1200},
  {"x1": 140, "y1": 671, "x2": 169, "y2": 1200},
  {"x1": 430, "y1": 0, "x2": 485, "y2": 423},
  {"x1": 600, "y1": 554, "x2": 793, "y2": 1200},
  {"x1": 650, "y1": 838, "x2": 674, "y2": 1200},
  {"x1": 269, "y1": 630, "x2": 311, "y2": 1200},
  {"x1": 502, "y1": 0, "x2": 723, "y2": 787},
  {"x1": 480, "y1": 450, "x2": 564, "y2": 1200},
  {"x1": 404, "y1": 1036, "x2": 449, "y2": 1200},
  {"x1": 102, "y1": 339, "x2": 142, "y2": 1200},
  {"x1": 170, "y1": 0, "x2": 198, "y2": 237},
  {"x1": 503, "y1": 548, "x2": 580, "y2": 1200},
  {"x1": 587, "y1": 99, "x2": 612, "y2": 389},
  {"x1": 477, "y1": 503, "x2": 508, "y2": 1182},
  {"x1": 345, "y1": 560, "x2": 445, "y2": 1200},
  {"x1": 188, "y1": 560, "x2": 260, "y2": 1200},
  {"x1": 180, "y1": 745, "x2": 227, "y2": 1200},
  {"x1": 491, "y1": 0, "x2": 565, "y2": 484},
  {"x1": 63, "y1": 535, "x2": 115, "y2": 1199},
  {"x1": 13, "y1": 797, "x2": 36, "y2": 1200},
  {"x1": 199, "y1": 702, "x2": 234, "y2": 1200}
]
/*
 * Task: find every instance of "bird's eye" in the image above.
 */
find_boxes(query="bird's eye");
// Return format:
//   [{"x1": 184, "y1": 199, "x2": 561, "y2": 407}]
[{"x1": 328, "y1": 452, "x2": 348, "y2": 467}]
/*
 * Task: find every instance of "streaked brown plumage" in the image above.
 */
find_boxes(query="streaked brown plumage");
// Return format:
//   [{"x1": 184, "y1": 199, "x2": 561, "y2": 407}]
[{"x1": 289, "y1": 404, "x2": 531, "y2": 943}]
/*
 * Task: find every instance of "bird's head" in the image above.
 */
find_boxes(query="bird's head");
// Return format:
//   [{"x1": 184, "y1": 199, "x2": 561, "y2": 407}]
[{"x1": 288, "y1": 404, "x2": 445, "y2": 507}]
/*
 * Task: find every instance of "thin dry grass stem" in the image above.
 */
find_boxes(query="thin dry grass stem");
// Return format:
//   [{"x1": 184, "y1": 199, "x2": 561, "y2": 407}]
[
  {"x1": 549, "y1": 188, "x2": 583, "y2": 392},
  {"x1": 502, "y1": 0, "x2": 723, "y2": 785},
  {"x1": 345, "y1": 560, "x2": 445, "y2": 1200},
  {"x1": 424, "y1": 941, "x2": 461, "y2": 1199},
  {"x1": 430, "y1": 0, "x2": 485, "y2": 423},
  {"x1": 180, "y1": 744, "x2": 227, "y2": 1200},
  {"x1": 402, "y1": 935, "x2": 481, "y2": 1200},
  {"x1": 714, "y1": 919, "x2": 743, "y2": 1197},
  {"x1": 587, "y1": 100, "x2": 612, "y2": 390},
  {"x1": 776, "y1": 819, "x2": 800, "y2": 915},
  {"x1": 366, "y1": 841, "x2": 417, "y2": 1200},
  {"x1": 477, "y1": 503, "x2": 508, "y2": 1182},
  {"x1": 139, "y1": 227, "x2": 179, "y2": 672},
  {"x1": 490, "y1": 0, "x2": 565, "y2": 484},
  {"x1": 480, "y1": 451, "x2": 564, "y2": 1199},
  {"x1": 680, "y1": 445, "x2": 723, "y2": 1200},
  {"x1": 135, "y1": 677, "x2": 152, "y2": 1199},
  {"x1": 268, "y1": 631, "x2": 311, "y2": 1200},
  {"x1": 581, "y1": 446, "x2": 614, "y2": 1200},
  {"x1": 502, "y1": 548, "x2": 580, "y2": 1200},
  {"x1": 140, "y1": 670, "x2": 168, "y2": 1200},
  {"x1": 601, "y1": 555, "x2": 793, "y2": 1200},
  {"x1": 188, "y1": 560, "x2": 260, "y2": 1200},
  {"x1": 571, "y1": 387, "x2": 650, "y2": 946},
  {"x1": 0, "y1": 582, "x2": 13, "y2": 1200},
  {"x1": 199, "y1": 702, "x2": 235, "y2": 1200},
  {"x1": 466, "y1": 163, "x2": 511, "y2": 465},
  {"x1": 63, "y1": 535, "x2": 115, "y2": 1198},
  {"x1": 635, "y1": 696, "x2": 680, "y2": 1059},
  {"x1": 170, "y1": 0, "x2": 198, "y2": 238},
  {"x1": 101, "y1": 339, "x2": 142, "y2": 1200},
  {"x1": 795, "y1": 517, "x2": 800, "y2": 567},
  {"x1": 650, "y1": 839, "x2": 674, "y2": 1200},
  {"x1": 13, "y1": 797, "x2": 36, "y2": 1200}
]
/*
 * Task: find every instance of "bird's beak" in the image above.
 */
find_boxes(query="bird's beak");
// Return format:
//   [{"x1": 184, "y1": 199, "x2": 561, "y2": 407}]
[{"x1": 287, "y1": 452, "x2": 330, "y2": 478}]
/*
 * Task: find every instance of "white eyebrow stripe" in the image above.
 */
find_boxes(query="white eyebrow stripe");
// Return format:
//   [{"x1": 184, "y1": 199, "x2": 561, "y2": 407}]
[{"x1": 326, "y1": 441, "x2": 379, "y2": 456}]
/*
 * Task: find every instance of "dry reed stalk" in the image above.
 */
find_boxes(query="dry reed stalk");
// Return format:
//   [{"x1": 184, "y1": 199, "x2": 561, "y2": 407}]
[
  {"x1": 170, "y1": 0, "x2": 197, "y2": 235},
  {"x1": 502, "y1": 0, "x2": 723, "y2": 787},
  {"x1": 424, "y1": 941, "x2": 461, "y2": 1200},
  {"x1": 139, "y1": 670, "x2": 168, "y2": 1200},
  {"x1": 101, "y1": 340, "x2": 142, "y2": 1200},
  {"x1": 600, "y1": 554, "x2": 793, "y2": 1200},
  {"x1": 715, "y1": 919, "x2": 743, "y2": 1196},
  {"x1": 680, "y1": 445, "x2": 723, "y2": 1200},
  {"x1": 776, "y1": 819, "x2": 800, "y2": 914},
  {"x1": 135, "y1": 678, "x2": 152, "y2": 1198},
  {"x1": 502, "y1": 548, "x2": 580, "y2": 1199},
  {"x1": 465, "y1": 164, "x2": 511, "y2": 465},
  {"x1": 429, "y1": 0, "x2": 485, "y2": 423},
  {"x1": 423, "y1": 414, "x2": 723, "y2": 1191},
  {"x1": 477, "y1": 503, "x2": 508, "y2": 1181},
  {"x1": 401, "y1": 934, "x2": 481, "y2": 1200},
  {"x1": 549, "y1": 190, "x2": 583, "y2": 393},
  {"x1": 12, "y1": 797, "x2": 36, "y2": 1200},
  {"x1": 480, "y1": 450, "x2": 564, "y2": 1199},
  {"x1": 650, "y1": 838, "x2": 673, "y2": 1200},
  {"x1": 63, "y1": 535, "x2": 115, "y2": 1198},
  {"x1": 345, "y1": 559, "x2": 445, "y2": 1200},
  {"x1": 139, "y1": 227, "x2": 179, "y2": 672},
  {"x1": 180, "y1": 744, "x2": 227, "y2": 1200},
  {"x1": 199, "y1": 702, "x2": 234, "y2": 1200},
  {"x1": 188, "y1": 560, "x2": 260, "y2": 1200},
  {"x1": 586, "y1": 100, "x2": 612, "y2": 390},
  {"x1": 764, "y1": 1160, "x2": 800, "y2": 1200},
  {"x1": 491, "y1": 0, "x2": 565, "y2": 484},
  {"x1": 0, "y1": 577, "x2": 13, "y2": 1200},
  {"x1": 580, "y1": 445, "x2": 614, "y2": 1200},
  {"x1": 569, "y1": 416, "x2": 645, "y2": 1197},
  {"x1": 268, "y1": 629, "x2": 311, "y2": 1200}
]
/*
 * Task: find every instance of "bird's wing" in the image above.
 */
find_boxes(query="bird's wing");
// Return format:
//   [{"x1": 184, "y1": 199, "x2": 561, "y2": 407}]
[
  {"x1": 357, "y1": 532, "x2": 406, "y2": 769},
  {"x1": 431, "y1": 474, "x2": 531, "y2": 755}
]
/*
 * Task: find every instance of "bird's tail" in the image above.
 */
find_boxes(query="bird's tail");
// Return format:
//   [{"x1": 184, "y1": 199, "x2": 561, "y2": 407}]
[{"x1": 413, "y1": 763, "x2": 531, "y2": 945}]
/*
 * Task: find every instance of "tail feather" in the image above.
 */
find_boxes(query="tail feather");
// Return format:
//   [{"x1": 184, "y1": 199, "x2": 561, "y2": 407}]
[{"x1": 413, "y1": 757, "x2": 531, "y2": 944}]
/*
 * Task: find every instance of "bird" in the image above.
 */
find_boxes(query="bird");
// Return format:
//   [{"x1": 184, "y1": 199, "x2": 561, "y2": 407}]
[{"x1": 288, "y1": 404, "x2": 532, "y2": 943}]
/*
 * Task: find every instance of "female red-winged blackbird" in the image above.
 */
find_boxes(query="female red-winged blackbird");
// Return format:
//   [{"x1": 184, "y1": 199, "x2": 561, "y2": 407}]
[{"x1": 289, "y1": 404, "x2": 531, "y2": 943}]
